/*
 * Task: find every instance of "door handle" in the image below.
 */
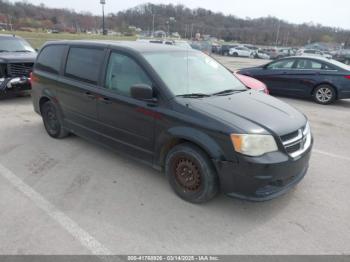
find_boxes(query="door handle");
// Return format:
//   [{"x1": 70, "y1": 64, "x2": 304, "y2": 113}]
[
  {"x1": 84, "y1": 92, "x2": 96, "y2": 100},
  {"x1": 100, "y1": 97, "x2": 112, "y2": 104}
]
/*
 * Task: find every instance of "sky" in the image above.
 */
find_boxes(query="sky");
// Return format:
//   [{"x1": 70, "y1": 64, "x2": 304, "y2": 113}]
[{"x1": 11, "y1": 0, "x2": 350, "y2": 30}]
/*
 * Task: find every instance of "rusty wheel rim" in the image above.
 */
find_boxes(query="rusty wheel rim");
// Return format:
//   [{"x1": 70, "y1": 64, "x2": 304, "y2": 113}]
[{"x1": 174, "y1": 158, "x2": 201, "y2": 192}]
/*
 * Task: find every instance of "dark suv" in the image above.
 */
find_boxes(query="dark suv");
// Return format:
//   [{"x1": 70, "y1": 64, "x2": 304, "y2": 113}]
[
  {"x1": 32, "y1": 41, "x2": 313, "y2": 203},
  {"x1": 0, "y1": 34, "x2": 36, "y2": 95}
]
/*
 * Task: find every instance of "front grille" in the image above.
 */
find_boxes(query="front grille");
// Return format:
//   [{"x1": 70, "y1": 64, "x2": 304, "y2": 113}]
[
  {"x1": 280, "y1": 130, "x2": 299, "y2": 142},
  {"x1": 280, "y1": 123, "x2": 311, "y2": 158},
  {"x1": 7, "y1": 63, "x2": 33, "y2": 77}
]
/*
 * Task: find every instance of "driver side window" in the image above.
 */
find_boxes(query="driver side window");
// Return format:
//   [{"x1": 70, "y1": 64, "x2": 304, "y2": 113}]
[
  {"x1": 105, "y1": 52, "x2": 152, "y2": 97},
  {"x1": 267, "y1": 59, "x2": 295, "y2": 70}
]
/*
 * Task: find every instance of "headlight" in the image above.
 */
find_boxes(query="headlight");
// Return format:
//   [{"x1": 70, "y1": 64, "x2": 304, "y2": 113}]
[{"x1": 230, "y1": 134, "x2": 278, "y2": 157}]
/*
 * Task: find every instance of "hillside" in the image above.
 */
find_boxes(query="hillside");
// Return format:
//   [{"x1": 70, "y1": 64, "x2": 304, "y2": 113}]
[{"x1": 0, "y1": 1, "x2": 349, "y2": 46}]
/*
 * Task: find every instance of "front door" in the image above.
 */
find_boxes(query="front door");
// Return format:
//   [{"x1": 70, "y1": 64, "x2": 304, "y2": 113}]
[
  {"x1": 96, "y1": 51, "x2": 156, "y2": 162},
  {"x1": 257, "y1": 58, "x2": 296, "y2": 94}
]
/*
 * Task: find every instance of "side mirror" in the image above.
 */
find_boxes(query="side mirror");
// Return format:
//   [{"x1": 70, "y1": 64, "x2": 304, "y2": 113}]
[{"x1": 130, "y1": 84, "x2": 154, "y2": 101}]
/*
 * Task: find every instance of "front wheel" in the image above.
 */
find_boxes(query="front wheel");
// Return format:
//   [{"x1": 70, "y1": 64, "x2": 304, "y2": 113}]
[
  {"x1": 165, "y1": 143, "x2": 219, "y2": 203},
  {"x1": 313, "y1": 85, "x2": 336, "y2": 105}
]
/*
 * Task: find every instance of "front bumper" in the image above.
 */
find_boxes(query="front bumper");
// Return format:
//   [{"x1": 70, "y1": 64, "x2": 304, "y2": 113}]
[
  {"x1": 213, "y1": 145, "x2": 312, "y2": 201},
  {"x1": 0, "y1": 77, "x2": 31, "y2": 93}
]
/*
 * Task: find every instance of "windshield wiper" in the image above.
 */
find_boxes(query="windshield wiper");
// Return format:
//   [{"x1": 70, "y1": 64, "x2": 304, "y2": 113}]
[
  {"x1": 176, "y1": 93, "x2": 211, "y2": 98},
  {"x1": 0, "y1": 50, "x2": 8, "y2": 52},
  {"x1": 14, "y1": 50, "x2": 32, "y2": 53},
  {"x1": 212, "y1": 89, "x2": 246, "y2": 96}
]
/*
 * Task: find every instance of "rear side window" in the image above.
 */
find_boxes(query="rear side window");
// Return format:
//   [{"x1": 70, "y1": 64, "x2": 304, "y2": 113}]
[
  {"x1": 267, "y1": 59, "x2": 295, "y2": 69},
  {"x1": 36, "y1": 45, "x2": 65, "y2": 74},
  {"x1": 65, "y1": 47, "x2": 105, "y2": 84},
  {"x1": 296, "y1": 59, "x2": 322, "y2": 70}
]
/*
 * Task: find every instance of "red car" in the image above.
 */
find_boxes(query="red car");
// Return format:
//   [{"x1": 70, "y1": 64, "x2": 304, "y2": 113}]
[{"x1": 235, "y1": 72, "x2": 269, "y2": 94}]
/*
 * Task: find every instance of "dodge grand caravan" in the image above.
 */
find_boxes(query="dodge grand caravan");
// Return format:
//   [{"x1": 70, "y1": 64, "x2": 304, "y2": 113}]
[{"x1": 31, "y1": 41, "x2": 313, "y2": 203}]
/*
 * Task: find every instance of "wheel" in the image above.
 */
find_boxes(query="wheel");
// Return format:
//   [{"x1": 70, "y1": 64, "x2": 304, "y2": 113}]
[
  {"x1": 165, "y1": 143, "x2": 219, "y2": 203},
  {"x1": 233, "y1": 52, "x2": 238, "y2": 57},
  {"x1": 41, "y1": 101, "x2": 69, "y2": 138},
  {"x1": 313, "y1": 84, "x2": 336, "y2": 105}
]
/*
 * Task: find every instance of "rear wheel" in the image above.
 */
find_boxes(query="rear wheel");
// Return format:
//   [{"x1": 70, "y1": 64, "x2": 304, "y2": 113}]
[
  {"x1": 313, "y1": 84, "x2": 336, "y2": 105},
  {"x1": 165, "y1": 143, "x2": 219, "y2": 203},
  {"x1": 41, "y1": 101, "x2": 69, "y2": 138},
  {"x1": 233, "y1": 52, "x2": 238, "y2": 57}
]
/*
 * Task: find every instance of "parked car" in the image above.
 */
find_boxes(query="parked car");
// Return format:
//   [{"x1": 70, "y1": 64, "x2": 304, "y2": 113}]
[
  {"x1": 333, "y1": 51, "x2": 350, "y2": 65},
  {"x1": 297, "y1": 49, "x2": 332, "y2": 59},
  {"x1": 254, "y1": 49, "x2": 270, "y2": 60},
  {"x1": 0, "y1": 34, "x2": 36, "y2": 95},
  {"x1": 235, "y1": 73, "x2": 269, "y2": 94},
  {"x1": 137, "y1": 38, "x2": 174, "y2": 45},
  {"x1": 264, "y1": 48, "x2": 289, "y2": 60},
  {"x1": 229, "y1": 46, "x2": 254, "y2": 57},
  {"x1": 220, "y1": 44, "x2": 238, "y2": 56},
  {"x1": 237, "y1": 56, "x2": 350, "y2": 104},
  {"x1": 211, "y1": 44, "x2": 221, "y2": 54},
  {"x1": 32, "y1": 41, "x2": 312, "y2": 203}
]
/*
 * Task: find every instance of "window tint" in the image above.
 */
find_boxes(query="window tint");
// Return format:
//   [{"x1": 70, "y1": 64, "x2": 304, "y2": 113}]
[
  {"x1": 105, "y1": 52, "x2": 152, "y2": 97},
  {"x1": 324, "y1": 64, "x2": 335, "y2": 70},
  {"x1": 267, "y1": 59, "x2": 295, "y2": 69},
  {"x1": 65, "y1": 47, "x2": 104, "y2": 84},
  {"x1": 36, "y1": 45, "x2": 65, "y2": 74},
  {"x1": 296, "y1": 59, "x2": 323, "y2": 69}
]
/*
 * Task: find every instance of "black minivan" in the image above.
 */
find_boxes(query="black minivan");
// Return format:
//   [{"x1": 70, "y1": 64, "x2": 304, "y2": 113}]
[{"x1": 32, "y1": 41, "x2": 313, "y2": 203}]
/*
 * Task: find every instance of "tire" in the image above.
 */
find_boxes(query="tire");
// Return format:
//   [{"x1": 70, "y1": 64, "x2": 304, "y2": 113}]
[
  {"x1": 165, "y1": 143, "x2": 219, "y2": 203},
  {"x1": 313, "y1": 84, "x2": 336, "y2": 105},
  {"x1": 41, "y1": 101, "x2": 69, "y2": 138},
  {"x1": 233, "y1": 52, "x2": 238, "y2": 57}
]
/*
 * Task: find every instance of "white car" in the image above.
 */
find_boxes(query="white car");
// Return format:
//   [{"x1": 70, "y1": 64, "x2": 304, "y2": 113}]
[
  {"x1": 229, "y1": 46, "x2": 254, "y2": 57},
  {"x1": 297, "y1": 49, "x2": 332, "y2": 59},
  {"x1": 254, "y1": 50, "x2": 270, "y2": 59}
]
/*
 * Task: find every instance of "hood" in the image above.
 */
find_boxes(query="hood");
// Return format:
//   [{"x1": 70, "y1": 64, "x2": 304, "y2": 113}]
[
  {"x1": 237, "y1": 66, "x2": 265, "y2": 76},
  {"x1": 179, "y1": 91, "x2": 306, "y2": 136},
  {"x1": 0, "y1": 52, "x2": 37, "y2": 63}
]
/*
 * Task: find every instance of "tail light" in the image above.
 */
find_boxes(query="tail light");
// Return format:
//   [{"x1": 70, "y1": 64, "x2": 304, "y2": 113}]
[{"x1": 344, "y1": 75, "x2": 350, "y2": 80}]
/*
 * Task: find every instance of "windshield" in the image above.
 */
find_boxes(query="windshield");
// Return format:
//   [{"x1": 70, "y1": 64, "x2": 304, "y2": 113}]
[
  {"x1": 0, "y1": 38, "x2": 35, "y2": 52},
  {"x1": 144, "y1": 51, "x2": 247, "y2": 96}
]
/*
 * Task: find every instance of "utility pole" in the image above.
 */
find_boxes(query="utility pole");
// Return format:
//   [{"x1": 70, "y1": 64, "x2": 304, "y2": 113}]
[
  {"x1": 152, "y1": 14, "x2": 155, "y2": 37},
  {"x1": 100, "y1": 0, "x2": 106, "y2": 35},
  {"x1": 275, "y1": 21, "x2": 280, "y2": 46},
  {"x1": 190, "y1": 24, "x2": 194, "y2": 39}
]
